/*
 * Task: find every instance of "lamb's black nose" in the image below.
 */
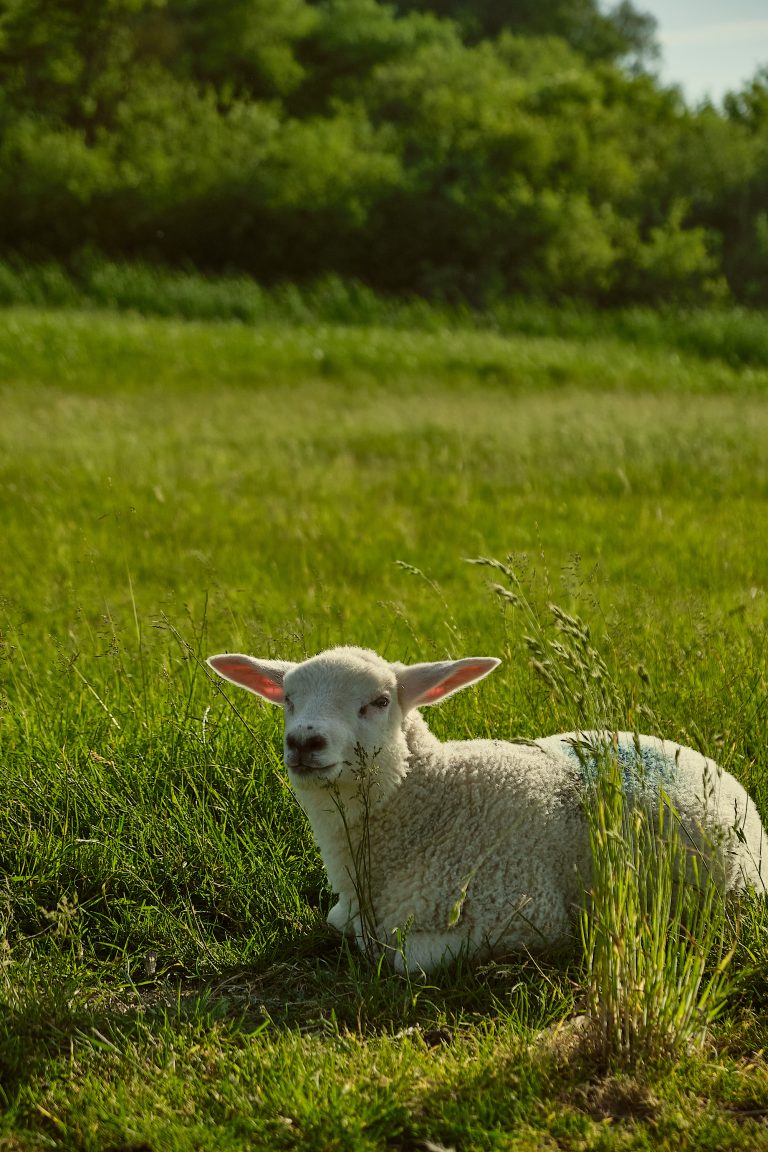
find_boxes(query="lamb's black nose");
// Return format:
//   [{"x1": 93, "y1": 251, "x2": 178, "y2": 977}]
[{"x1": 286, "y1": 732, "x2": 328, "y2": 757}]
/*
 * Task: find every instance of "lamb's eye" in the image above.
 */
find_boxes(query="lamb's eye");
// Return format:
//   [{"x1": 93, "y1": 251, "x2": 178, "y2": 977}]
[
  {"x1": 284, "y1": 695, "x2": 294, "y2": 712},
  {"x1": 358, "y1": 694, "x2": 389, "y2": 718}
]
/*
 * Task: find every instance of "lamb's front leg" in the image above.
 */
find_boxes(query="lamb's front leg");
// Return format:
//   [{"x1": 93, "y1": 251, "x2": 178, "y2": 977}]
[
  {"x1": 328, "y1": 902, "x2": 462, "y2": 973},
  {"x1": 326, "y1": 896, "x2": 361, "y2": 937}
]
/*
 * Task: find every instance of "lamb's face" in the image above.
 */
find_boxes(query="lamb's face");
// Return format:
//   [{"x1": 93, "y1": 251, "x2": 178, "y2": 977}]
[
  {"x1": 206, "y1": 645, "x2": 500, "y2": 800},
  {"x1": 281, "y1": 651, "x2": 403, "y2": 787}
]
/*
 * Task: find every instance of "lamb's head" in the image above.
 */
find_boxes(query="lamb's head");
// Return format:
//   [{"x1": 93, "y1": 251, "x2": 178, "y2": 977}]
[{"x1": 206, "y1": 645, "x2": 500, "y2": 796}]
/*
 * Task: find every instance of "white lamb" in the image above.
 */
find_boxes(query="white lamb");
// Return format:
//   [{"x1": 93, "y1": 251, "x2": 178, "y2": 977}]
[{"x1": 207, "y1": 645, "x2": 766, "y2": 974}]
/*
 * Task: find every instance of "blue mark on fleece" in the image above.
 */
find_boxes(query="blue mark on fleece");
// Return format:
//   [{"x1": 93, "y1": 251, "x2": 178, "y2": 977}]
[{"x1": 554, "y1": 734, "x2": 677, "y2": 795}]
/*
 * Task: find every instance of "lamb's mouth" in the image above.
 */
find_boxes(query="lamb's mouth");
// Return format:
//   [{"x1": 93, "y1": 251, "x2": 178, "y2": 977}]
[{"x1": 288, "y1": 762, "x2": 338, "y2": 778}]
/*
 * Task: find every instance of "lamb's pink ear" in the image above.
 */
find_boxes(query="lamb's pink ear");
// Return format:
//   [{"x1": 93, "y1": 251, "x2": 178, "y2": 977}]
[
  {"x1": 396, "y1": 657, "x2": 500, "y2": 710},
  {"x1": 206, "y1": 654, "x2": 295, "y2": 705}
]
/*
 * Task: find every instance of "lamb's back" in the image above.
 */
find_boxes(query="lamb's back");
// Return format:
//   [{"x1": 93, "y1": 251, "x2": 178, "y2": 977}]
[
  {"x1": 365, "y1": 737, "x2": 589, "y2": 948},
  {"x1": 361, "y1": 729, "x2": 765, "y2": 952},
  {"x1": 537, "y1": 731, "x2": 766, "y2": 891}
]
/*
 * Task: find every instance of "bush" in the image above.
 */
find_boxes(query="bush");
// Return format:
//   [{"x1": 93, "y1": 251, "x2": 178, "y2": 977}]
[{"x1": 1, "y1": 0, "x2": 767, "y2": 302}]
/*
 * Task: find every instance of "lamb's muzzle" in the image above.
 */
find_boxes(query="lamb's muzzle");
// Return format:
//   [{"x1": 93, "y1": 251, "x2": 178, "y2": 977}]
[
  {"x1": 284, "y1": 729, "x2": 334, "y2": 775},
  {"x1": 207, "y1": 645, "x2": 767, "y2": 975}
]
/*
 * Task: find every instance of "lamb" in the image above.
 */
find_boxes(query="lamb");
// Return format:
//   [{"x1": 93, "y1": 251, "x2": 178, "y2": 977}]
[{"x1": 207, "y1": 645, "x2": 766, "y2": 974}]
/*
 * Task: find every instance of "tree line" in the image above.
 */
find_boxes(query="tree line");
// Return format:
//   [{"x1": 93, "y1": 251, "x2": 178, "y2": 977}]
[{"x1": 1, "y1": 0, "x2": 767, "y2": 305}]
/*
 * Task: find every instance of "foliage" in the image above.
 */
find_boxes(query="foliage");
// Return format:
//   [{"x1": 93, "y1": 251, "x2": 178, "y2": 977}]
[
  {"x1": 393, "y1": 0, "x2": 659, "y2": 67},
  {"x1": 0, "y1": 0, "x2": 767, "y2": 302}
]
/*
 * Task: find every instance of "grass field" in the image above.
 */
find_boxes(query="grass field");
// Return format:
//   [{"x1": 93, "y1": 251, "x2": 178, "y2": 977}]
[{"x1": 1, "y1": 294, "x2": 768, "y2": 1149}]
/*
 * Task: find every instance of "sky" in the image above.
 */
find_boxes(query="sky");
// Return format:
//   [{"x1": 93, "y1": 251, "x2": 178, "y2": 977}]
[{"x1": 635, "y1": 0, "x2": 768, "y2": 105}]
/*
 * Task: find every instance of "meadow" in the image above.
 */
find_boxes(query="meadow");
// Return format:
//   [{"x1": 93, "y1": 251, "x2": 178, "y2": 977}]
[{"x1": 1, "y1": 287, "x2": 768, "y2": 1149}]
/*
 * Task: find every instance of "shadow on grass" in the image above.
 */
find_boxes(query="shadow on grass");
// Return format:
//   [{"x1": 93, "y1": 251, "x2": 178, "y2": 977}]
[
  {"x1": 132, "y1": 923, "x2": 580, "y2": 1038},
  {"x1": 4, "y1": 902, "x2": 766, "y2": 1126},
  {"x1": 0, "y1": 924, "x2": 579, "y2": 1107}
]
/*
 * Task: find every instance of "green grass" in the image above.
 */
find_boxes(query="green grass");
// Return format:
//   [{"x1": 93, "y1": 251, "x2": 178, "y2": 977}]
[
  {"x1": 1, "y1": 299, "x2": 768, "y2": 1148},
  {"x1": 4, "y1": 255, "x2": 768, "y2": 368}
]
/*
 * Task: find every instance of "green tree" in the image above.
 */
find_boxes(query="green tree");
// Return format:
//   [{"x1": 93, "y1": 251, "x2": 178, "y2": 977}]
[
  {"x1": 0, "y1": 0, "x2": 156, "y2": 133},
  {"x1": 0, "y1": 0, "x2": 318, "y2": 133},
  {"x1": 160, "y1": 0, "x2": 318, "y2": 97},
  {"x1": 294, "y1": 0, "x2": 457, "y2": 112},
  {"x1": 391, "y1": 0, "x2": 659, "y2": 65},
  {"x1": 0, "y1": 0, "x2": 755, "y2": 302}
]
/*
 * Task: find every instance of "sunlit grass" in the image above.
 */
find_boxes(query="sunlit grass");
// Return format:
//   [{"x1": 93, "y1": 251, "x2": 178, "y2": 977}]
[{"x1": 0, "y1": 303, "x2": 767, "y2": 1148}]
